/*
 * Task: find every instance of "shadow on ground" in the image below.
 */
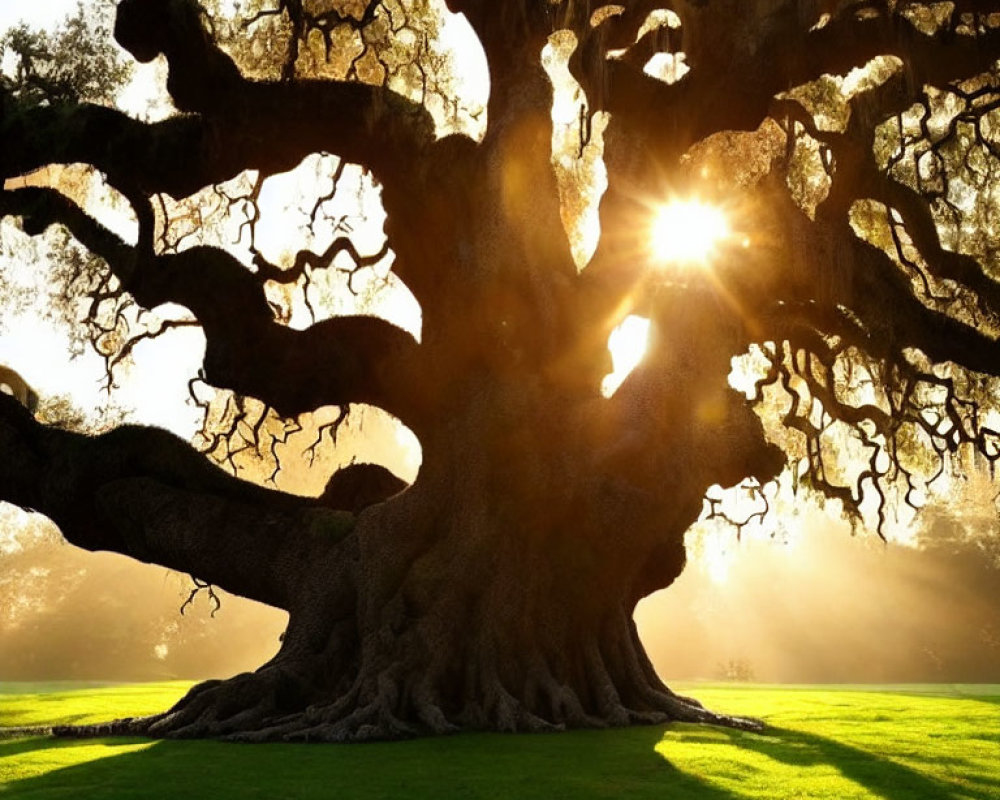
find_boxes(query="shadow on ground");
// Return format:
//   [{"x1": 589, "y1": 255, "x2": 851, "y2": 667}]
[
  {"x1": 2, "y1": 727, "x2": 730, "y2": 800},
  {"x1": 1, "y1": 720, "x2": 994, "y2": 800},
  {"x1": 664, "y1": 724, "x2": 996, "y2": 800}
]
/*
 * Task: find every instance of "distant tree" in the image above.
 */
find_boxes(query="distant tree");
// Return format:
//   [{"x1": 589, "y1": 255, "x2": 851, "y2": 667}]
[
  {"x1": 0, "y1": 1, "x2": 130, "y2": 105},
  {"x1": 3, "y1": 0, "x2": 1000, "y2": 740}
]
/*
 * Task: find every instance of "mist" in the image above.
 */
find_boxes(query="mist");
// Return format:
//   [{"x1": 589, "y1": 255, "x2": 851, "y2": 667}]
[
  {"x1": 638, "y1": 508, "x2": 1000, "y2": 683},
  {"x1": 0, "y1": 509, "x2": 286, "y2": 681},
  {"x1": 2, "y1": 502, "x2": 998, "y2": 684}
]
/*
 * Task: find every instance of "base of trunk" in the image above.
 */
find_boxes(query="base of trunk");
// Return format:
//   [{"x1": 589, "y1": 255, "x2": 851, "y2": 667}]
[
  {"x1": 51, "y1": 504, "x2": 765, "y2": 741},
  {"x1": 50, "y1": 659, "x2": 762, "y2": 743}
]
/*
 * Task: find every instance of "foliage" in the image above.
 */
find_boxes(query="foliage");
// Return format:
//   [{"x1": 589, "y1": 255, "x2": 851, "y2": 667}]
[
  {"x1": 0, "y1": 1, "x2": 131, "y2": 106},
  {"x1": 918, "y1": 504, "x2": 1000, "y2": 570},
  {"x1": 206, "y1": 0, "x2": 481, "y2": 136}
]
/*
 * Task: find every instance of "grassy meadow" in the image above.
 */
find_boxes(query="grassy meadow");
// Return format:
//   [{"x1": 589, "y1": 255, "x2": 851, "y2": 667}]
[{"x1": 1, "y1": 682, "x2": 997, "y2": 799}]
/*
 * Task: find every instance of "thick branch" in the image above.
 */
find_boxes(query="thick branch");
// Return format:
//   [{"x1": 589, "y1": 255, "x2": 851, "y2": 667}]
[
  {"x1": 877, "y1": 175, "x2": 1000, "y2": 317},
  {"x1": 844, "y1": 227, "x2": 1000, "y2": 377},
  {"x1": 600, "y1": 3, "x2": 1000, "y2": 172},
  {"x1": 0, "y1": 90, "x2": 424, "y2": 200},
  {"x1": 781, "y1": 70, "x2": 1000, "y2": 329},
  {"x1": 754, "y1": 201, "x2": 1000, "y2": 382},
  {"x1": 796, "y1": 5, "x2": 1000, "y2": 89},
  {"x1": 0, "y1": 187, "x2": 426, "y2": 426},
  {"x1": 1, "y1": 1, "x2": 435, "y2": 199},
  {"x1": 0, "y1": 393, "x2": 352, "y2": 610}
]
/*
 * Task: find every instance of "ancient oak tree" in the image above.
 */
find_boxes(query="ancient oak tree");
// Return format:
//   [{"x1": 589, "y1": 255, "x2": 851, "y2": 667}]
[{"x1": 3, "y1": 0, "x2": 1000, "y2": 740}]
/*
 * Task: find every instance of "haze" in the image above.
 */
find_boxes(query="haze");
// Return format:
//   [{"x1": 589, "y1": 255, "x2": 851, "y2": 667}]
[{"x1": 3, "y1": 496, "x2": 997, "y2": 683}]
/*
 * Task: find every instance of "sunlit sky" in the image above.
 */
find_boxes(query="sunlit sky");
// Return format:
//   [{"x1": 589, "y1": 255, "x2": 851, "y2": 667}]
[
  {"x1": 0, "y1": 0, "x2": 198, "y2": 435},
  {"x1": 0, "y1": 1, "x2": 72, "y2": 31},
  {"x1": 651, "y1": 199, "x2": 730, "y2": 264}
]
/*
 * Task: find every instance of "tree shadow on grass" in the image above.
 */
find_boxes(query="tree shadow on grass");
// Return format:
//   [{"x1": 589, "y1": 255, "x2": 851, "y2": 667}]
[
  {"x1": 0, "y1": 736, "x2": 61, "y2": 759},
  {"x1": 666, "y1": 724, "x2": 997, "y2": 800},
  {"x1": 0, "y1": 727, "x2": 742, "y2": 800},
  {"x1": 3, "y1": 721, "x2": 995, "y2": 800},
  {"x1": 944, "y1": 694, "x2": 1000, "y2": 708}
]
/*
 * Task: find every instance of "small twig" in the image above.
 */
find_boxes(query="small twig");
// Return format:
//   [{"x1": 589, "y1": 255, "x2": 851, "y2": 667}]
[{"x1": 180, "y1": 576, "x2": 222, "y2": 618}]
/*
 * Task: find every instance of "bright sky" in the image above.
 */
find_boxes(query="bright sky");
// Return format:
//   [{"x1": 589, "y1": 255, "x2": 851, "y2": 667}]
[
  {"x1": 0, "y1": 0, "x2": 428, "y2": 465},
  {"x1": 0, "y1": 0, "x2": 74, "y2": 31},
  {"x1": 0, "y1": 1, "x2": 202, "y2": 436}
]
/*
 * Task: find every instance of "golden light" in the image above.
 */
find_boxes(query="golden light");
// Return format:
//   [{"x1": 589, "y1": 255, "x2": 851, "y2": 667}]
[
  {"x1": 650, "y1": 199, "x2": 730, "y2": 265},
  {"x1": 601, "y1": 314, "x2": 651, "y2": 397}
]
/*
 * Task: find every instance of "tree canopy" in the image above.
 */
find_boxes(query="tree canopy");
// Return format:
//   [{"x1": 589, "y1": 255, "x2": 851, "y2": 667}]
[{"x1": 2, "y1": 0, "x2": 1000, "y2": 740}]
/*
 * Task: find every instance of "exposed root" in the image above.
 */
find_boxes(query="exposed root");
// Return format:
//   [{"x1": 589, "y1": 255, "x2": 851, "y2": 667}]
[
  {"x1": 52, "y1": 717, "x2": 150, "y2": 738},
  {"x1": 1, "y1": 725, "x2": 53, "y2": 739},
  {"x1": 656, "y1": 690, "x2": 763, "y2": 732},
  {"x1": 52, "y1": 665, "x2": 316, "y2": 740},
  {"x1": 50, "y1": 700, "x2": 761, "y2": 742},
  {"x1": 51, "y1": 666, "x2": 761, "y2": 742},
  {"x1": 48, "y1": 605, "x2": 761, "y2": 741}
]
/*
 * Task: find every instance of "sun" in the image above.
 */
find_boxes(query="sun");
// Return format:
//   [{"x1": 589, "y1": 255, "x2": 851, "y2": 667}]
[{"x1": 650, "y1": 199, "x2": 730, "y2": 265}]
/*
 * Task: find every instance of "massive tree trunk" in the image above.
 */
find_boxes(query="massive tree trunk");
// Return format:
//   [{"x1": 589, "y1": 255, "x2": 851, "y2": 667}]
[
  {"x1": 0, "y1": 360, "x2": 775, "y2": 741},
  {"x1": 4, "y1": 0, "x2": 1000, "y2": 740},
  {"x1": 0, "y1": 302, "x2": 779, "y2": 740}
]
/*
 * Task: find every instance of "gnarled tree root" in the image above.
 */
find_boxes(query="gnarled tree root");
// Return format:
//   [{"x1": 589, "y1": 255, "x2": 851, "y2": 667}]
[{"x1": 50, "y1": 667, "x2": 763, "y2": 742}]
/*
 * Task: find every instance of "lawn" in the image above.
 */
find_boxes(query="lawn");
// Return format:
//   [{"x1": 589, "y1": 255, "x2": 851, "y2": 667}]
[{"x1": 1, "y1": 682, "x2": 997, "y2": 799}]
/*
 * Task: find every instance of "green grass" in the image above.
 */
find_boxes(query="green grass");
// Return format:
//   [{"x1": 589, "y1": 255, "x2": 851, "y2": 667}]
[
  {"x1": 1, "y1": 682, "x2": 997, "y2": 799},
  {"x1": 0, "y1": 682, "x2": 196, "y2": 730}
]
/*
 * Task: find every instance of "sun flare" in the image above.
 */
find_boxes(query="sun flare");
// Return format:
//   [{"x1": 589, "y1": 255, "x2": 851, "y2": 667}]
[{"x1": 650, "y1": 199, "x2": 730, "y2": 265}]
